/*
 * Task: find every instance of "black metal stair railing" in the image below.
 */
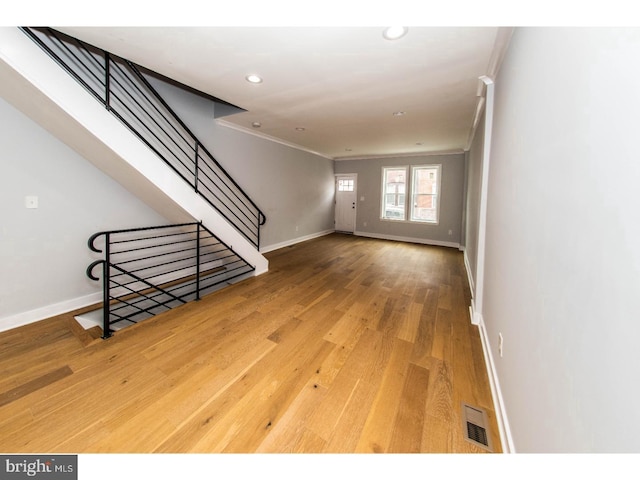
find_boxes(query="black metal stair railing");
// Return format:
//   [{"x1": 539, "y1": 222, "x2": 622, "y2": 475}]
[
  {"x1": 86, "y1": 222, "x2": 255, "y2": 338},
  {"x1": 21, "y1": 26, "x2": 266, "y2": 249}
]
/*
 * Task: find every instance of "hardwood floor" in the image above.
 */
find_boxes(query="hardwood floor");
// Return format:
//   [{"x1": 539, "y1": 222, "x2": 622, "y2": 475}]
[{"x1": 0, "y1": 233, "x2": 501, "y2": 453}]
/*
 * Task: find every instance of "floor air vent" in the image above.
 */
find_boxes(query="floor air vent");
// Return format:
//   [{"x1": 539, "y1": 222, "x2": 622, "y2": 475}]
[{"x1": 462, "y1": 403, "x2": 493, "y2": 452}]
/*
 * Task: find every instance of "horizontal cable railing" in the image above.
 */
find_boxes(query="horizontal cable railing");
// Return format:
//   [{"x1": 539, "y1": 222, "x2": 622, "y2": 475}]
[
  {"x1": 86, "y1": 222, "x2": 255, "y2": 338},
  {"x1": 21, "y1": 26, "x2": 266, "y2": 249}
]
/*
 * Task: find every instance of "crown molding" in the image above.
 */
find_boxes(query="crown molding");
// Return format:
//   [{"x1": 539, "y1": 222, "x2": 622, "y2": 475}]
[
  {"x1": 465, "y1": 27, "x2": 514, "y2": 151},
  {"x1": 216, "y1": 119, "x2": 465, "y2": 162},
  {"x1": 487, "y1": 27, "x2": 515, "y2": 80},
  {"x1": 334, "y1": 149, "x2": 464, "y2": 161},
  {"x1": 215, "y1": 119, "x2": 334, "y2": 160}
]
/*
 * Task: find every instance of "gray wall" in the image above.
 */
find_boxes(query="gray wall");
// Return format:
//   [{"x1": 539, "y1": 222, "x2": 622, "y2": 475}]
[
  {"x1": 483, "y1": 27, "x2": 640, "y2": 452},
  {"x1": 0, "y1": 96, "x2": 169, "y2": 323},
  {"x1": 145, "y1": 75, "x2": 336, "y2": 251},
  {"x1": 335, "y1": 153, "x2": 465, "y2": 245}
]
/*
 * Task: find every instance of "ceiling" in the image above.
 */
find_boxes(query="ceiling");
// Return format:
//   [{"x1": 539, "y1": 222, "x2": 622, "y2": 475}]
[{"x1": 56, "y1": 26, "x2": 512, "y2": 160}]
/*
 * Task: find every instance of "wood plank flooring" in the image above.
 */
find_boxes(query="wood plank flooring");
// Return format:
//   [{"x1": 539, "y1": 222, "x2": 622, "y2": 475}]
[{"x1": 0, "y1": 233, "x2": 501, "y2": 453}]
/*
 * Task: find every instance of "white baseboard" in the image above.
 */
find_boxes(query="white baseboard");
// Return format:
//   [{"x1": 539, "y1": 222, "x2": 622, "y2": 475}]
[
  {"x1": 475, "y1": 311, "x2": 516, "y2": 453},
  {"x1": 0, "y1": 261, "x2": 268, "y2": 334},
  {"x1": 260, "y1": 229, "x2": 334, "y2": 254},
  {"x1": 353, "y1": 231, "x2": 461, "y2": 249},
  {"x1": 0, "y1": 292, "x2": 103, "y2": 333}
]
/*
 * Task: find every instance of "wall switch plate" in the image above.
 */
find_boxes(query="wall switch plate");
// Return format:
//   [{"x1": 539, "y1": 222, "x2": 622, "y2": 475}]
[{"x1": 25, "y1": 196, "x2": 38, "y2": 209}]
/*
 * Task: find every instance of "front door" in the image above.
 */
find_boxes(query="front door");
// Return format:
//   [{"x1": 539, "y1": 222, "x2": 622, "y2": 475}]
[{"x1": 335, "y1": 174, "x2": 357, "y2": 233}]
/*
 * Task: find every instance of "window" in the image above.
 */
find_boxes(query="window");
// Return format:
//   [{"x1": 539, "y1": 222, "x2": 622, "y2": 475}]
[
  {"x1": 381, "y1": 167, "x2": 407, "y2": 220},
  {"x1": 381, "y1": 164, "x2": 441, "y2": 224},
  {"x1": 410, "y1": 165, "x2": 440, "y2": 222},
  {"x1": 337, "y1": 178, "x2": 354, "y2": 192}
]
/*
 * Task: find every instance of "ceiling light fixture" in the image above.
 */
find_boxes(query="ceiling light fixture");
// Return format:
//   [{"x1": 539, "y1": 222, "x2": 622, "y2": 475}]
[
  {"x1": 245, "y1": 74, "x2": 263, "y2": 84},
  {"x1": 251, "y1": 122, "x2": 262, "y2": 128},
  {"x1": 383, "y1": 26, "x2": 408, "y2": 41},
  {"x1": 393, "y1": 111, "x2": 406, "y2": 116},
  {"x1": 295, "y1": 127, "x2": 306, "y2": 131}
]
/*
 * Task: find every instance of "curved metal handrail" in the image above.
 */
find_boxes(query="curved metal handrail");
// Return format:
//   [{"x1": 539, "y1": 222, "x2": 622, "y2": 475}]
[
  {"x1": 84, "y1": 222, "x2": 255, "y2": 338},
  {"x1": 87, "y1": 222, "x2": 199, "y2": 253},
  {"x1": 86, "y1": 260, "x2": 105, "y2": 281}
]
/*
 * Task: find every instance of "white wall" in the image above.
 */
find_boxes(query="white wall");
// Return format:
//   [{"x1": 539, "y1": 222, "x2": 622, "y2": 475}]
[
  {"x1": 483, "y1": 27, "x2": 640, "y2": 452},
  {"x1": 0, "y1": 96, "x2": 169, "y2": 329}
]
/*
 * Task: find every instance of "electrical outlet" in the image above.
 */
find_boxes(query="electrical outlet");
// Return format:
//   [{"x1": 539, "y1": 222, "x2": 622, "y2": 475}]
[
  {"x1": 498, "y1": 333, "x2": 504, "y2": 358},
  {"x1": 448, "y1": 229, "x2": 453, "y2": 236}
]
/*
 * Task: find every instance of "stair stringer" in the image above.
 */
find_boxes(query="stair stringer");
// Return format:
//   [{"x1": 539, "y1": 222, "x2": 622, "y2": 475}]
[{"x1": 0, "y1": 27, "x2": 268, "y2": 275}]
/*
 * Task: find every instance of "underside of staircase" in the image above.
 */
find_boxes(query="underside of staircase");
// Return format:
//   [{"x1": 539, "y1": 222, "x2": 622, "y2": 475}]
[
  {"x1": 0, "y1": 27, "x2": 269, "y2": 336},
  {"x1": 0, "y1": 27, "x2": 268, "y2": 275}
]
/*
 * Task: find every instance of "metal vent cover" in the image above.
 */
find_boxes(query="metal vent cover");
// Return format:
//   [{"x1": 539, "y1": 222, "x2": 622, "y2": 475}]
[{"x1": 461, "y1": 403, "x2": 493, "y2": 452}]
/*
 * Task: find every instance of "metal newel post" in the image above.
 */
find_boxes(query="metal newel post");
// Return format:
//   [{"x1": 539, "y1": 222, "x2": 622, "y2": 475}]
[
  {"x1": 258, "y1": 212, "x2": 262, "y2": 249},
  {"x1": 105, "y1": 52, "x2": 111, "y2": 110},
  {"x1": 102, "y1": 233, "x2": 112, "y2": 338},
  {"x1": 194, "y1": 143, "x2": 200, "y2": 194},
  {"x1": 196, "y1": 222, "x2": 201, "y2": 301}
]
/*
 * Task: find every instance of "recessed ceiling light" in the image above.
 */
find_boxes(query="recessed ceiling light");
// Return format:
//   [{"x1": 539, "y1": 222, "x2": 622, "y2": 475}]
[
  {"x1": 393, "y1": 111, "x2": 406, "y2": 116},
  {"x1": 383, "y1": 26, "x2": 408, "y2": 41},
  {"x1": 251, "y1": 122, "x2": 262, "y2": 128},
  {"x1": 245, "y1": 74, "x2": 263, "y2": 84},
  {"x1": 295, "y1": 127, "x2": 306, "y2": 131}
]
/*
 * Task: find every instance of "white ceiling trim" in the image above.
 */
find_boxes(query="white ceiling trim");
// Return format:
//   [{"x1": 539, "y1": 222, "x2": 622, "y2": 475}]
[
  {"x1": 215, "y1": 118, "x2": 335, "y2": 160},
  {"x1": 334, "y1": 149, "x2": 465, "y2": 161},
  {"x1": 218, "y1": 116, "x2": 464, "y2": 162},
  {"x1": 465, "y1": 27, "x2": 514, "y2": 151},
  {"x1": 486, "y1": 27, "x2": 515, "y2": 79},
  {"x1": 466, "y1": 94, "x2": 487, "y2": 151}
]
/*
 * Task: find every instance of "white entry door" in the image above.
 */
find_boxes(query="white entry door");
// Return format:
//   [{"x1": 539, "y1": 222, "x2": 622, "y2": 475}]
[{"x1": 335, "y1": 174, "x2": 357, "y2": 233}]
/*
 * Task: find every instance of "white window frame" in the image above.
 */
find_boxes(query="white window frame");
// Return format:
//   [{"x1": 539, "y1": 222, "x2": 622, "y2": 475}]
[
  {"x1": 337, "y1": 178, "x2": 355, "y2": 192},
  {"x1": 380, "y1": 164, "x2": 441, "y2": 225},
  {"x1": 410, "y1": 164, "x2": 441, "y2": 224}
]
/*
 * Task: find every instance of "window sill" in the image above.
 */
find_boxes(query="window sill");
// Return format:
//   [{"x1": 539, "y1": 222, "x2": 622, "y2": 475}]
[{"x1": 380, "y1": 218, "x2": 439, "y2": 226}]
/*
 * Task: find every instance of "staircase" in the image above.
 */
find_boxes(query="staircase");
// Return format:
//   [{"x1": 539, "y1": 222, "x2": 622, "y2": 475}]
[
  {"x1": 83, "y1": 222, "x2": 255, "y2": 338},
  {"x1": 0, "y1": 27, "x2": 269, "y2": 336}
]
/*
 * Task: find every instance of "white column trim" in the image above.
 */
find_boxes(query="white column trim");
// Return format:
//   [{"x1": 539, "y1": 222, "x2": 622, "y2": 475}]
[{"x1": 472, "y1": 75, "x2": 494, "y2": 326}]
